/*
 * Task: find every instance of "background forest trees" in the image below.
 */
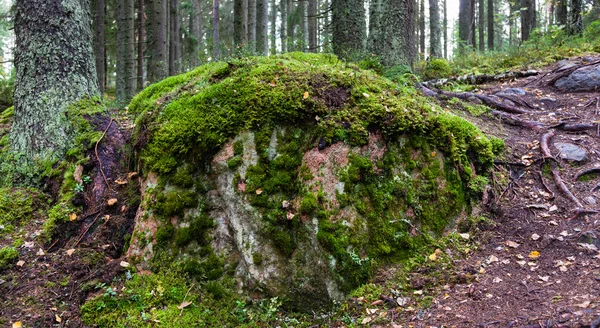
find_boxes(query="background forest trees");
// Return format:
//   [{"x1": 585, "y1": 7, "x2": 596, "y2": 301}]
[{"x1": 0, "y1": 0, "x2": 598, "y2": 107}]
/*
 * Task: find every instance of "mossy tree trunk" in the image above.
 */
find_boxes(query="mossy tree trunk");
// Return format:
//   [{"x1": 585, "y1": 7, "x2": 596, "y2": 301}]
[
  {"x1": 169, "y1": 0, "x2": 181, "y2": 75},
  {"x1": 190, "y1": 0, "x2": 202, "y2": 66},
  {"x1": 429, "y1": 0, "x2": 442, "y2": 57},
  {"x1": 419, "y1": 0, "x2": 425, "y2": 57},
  {"x1": 11, "y1": 0, "x2": 99, "y2": 161},
  {"x1": 234, "y1": 0, "x2": 248, "y2": 47},
  {"x1": 146, "y1": 0, "x2": 168, "y2": 82},
  {"x1": 331, "y1": 0, "x2": 365, "y2": 59},
  {"x1": 379, "y1": 0, "x2": 414, "y2": 67}
]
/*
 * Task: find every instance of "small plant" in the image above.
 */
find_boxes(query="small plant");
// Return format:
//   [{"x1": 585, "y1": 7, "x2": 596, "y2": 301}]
[
  {"x1": 235, "y1": 300, "x2": 247, "y2": 323},
  {"x1": 83, "y1": 175, "x2": 92, "y2": 184},
  {"x1": 74, "y1": 182, "x2": 84, "y2": 193}
]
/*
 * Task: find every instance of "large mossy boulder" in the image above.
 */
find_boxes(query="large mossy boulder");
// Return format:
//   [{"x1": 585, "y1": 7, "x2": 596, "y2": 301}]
[{"x1": 127, "y1": 53, "x2": 500, "y2": 310}]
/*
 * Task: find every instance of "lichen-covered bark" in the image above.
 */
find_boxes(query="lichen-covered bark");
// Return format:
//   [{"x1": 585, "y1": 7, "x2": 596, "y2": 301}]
[
  {"x1": 380, "y1": 0, "x2": 414, "y2": 67},
  {"x1": 11, "y1": 0, "x2": 99, "y2": 161},
  {"x1": 332, "y1": 0, "x2": 366, "y2": 59},
  {"x1": 367, "y1": 0, "x2": 383, "y2": 55}
]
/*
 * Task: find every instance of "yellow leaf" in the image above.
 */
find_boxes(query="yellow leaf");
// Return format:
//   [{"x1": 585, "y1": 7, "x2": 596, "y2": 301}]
[
  {"x1": 431, "y1": 151, "x2": 437, "y2": 157},
  {"x1": 115, "y1": 179, "x2": 128, "y2": 185},
  {"x1": 127, "y1": 172, "x2": 138, "y2": 179},
  {"x1": 12, "y1": 322, "x2": 22, "y2": 328},
  {"x1": 177, "y1": 300, "x2": 193, "y2": 310},
  {"x1": 528, "y1": 250, "x2": 540, "y2": 259},
  {"x1": 256, "y1": 188, "x2": 263, "y2": 195},
  {"x1": 429, "y1": 253, "x2": 437, "y2": 261},
  {"x1": 303, "y1": 91, "x2": 309, "y2": 99},
  {"x1": 69, "y1": 213, "x2": 77, "y2": 221},
  {"x1": 55, "y1": 314, "x2": 62, "y2": 323},
  {"x1": 66, "y1": 249, "x2": 75, "y2": 256},
  {"x1": 107, "y1": 198, "x2": 118, "y2": 206}
]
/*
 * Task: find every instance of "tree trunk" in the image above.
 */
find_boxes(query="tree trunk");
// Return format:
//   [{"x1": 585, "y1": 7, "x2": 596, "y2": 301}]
[
  {"x1": 117, "y1": 0, "x2": 136, "y2": 103},
  {"x1": 190, "y1": 0, "x2": 203, "y2": 66},
  {"x1": 520, "y1": 0, "x2": 536, "y2": 41},
  {"x1": 307, "y1": 0, "x2": 317, "y2": 52},
  {"x1": 556, "y1": 0, "x2": 566, "y2": 26},
  {"x1": 137, "y1": 0, "x2": 146, "y2": 91},
  {"x1": 248, "y1": 0, "x2": 257, "y2": 50},
  {"x1": 213, "y1": 0, "x2": 220, "y2": 59},
  {"x1": 256, "y1": 0, "x2": 268, "y2": 54},
  {"x1": 443, "y1": 0, "x2": 447, "y2": 58},
  {"x1": 323, "y1": 0, "x2": 330, "y2": 51},
  {"x1": 300, "y1": 0, "x2": 308, "y2": 50},
  {"x1": 419, "y1": 0, "x2": 425, "y2": 57},
  {"x1": 568, "y1": 0, "x2": 582, "y2": 35},
  {"x1": 280, "y1": 0, "x2": 287, "y2": 52},
  {"x1": 469, "y1": 0, "x2": 476, "y2": 46},
  {"x1": 146, "y1": 0, "x2": 168, "y2": 82},
  {"x1": 287, "y1": 0, "x2": 295, "y2": 51},
  {"x1": 169, "y1": 0, "x2": 181, "y2": 75},
  {"x1": 331, "y1": 0, "x2": 365, "y2": 59},
  {"x1": 380, "y1": 0, "x2": 414, "y2": 66},
  {"x1": 487, "y1": 0, "x2": 493, "y2": 50},
  {"x1": 12, "y1": 0, "x2": 99, "y2": 161},
  {"x1": 234, "y1": 0, "x2": 247, "y2": 47},
  {"x1": 458, "y1": 0, "x2": 472, "y2": 51},
  {"x1": 94, "y1": 0, "x2": 105, "y2": 94},
  {"x1": 429, "y1": 0, "x2": 442, "y2": 57},
  {"x1": 478, "y1": 0, "x2": 484, "y2": 51},
  {"x1": 270, "y1": 0, "x2": 277, "y2": 54},
  {"x1": 367, "y1": 0, "x2": 382, "y2": 54}
]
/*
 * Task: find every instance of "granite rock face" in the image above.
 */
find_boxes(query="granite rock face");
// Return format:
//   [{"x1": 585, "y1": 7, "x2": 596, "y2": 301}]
[{"x1": 555, "y1": 64, "x2": 600, "y2": 92}]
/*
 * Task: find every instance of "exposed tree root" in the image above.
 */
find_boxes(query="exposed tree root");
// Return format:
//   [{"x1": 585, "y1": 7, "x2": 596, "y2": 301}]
[
  {"x1": 575, "y1": 167, "x2": 600, "y2": 180},
  {"x1": 537, "y1": 171, "x2": 555, "y2": 200},
  {"x1": 568, "y1": 208, "x2": 600, "y2": 220},
  {"x1": 540, "y1": 130, "x2": 556, "y2": 159},
  {"x1": 550, "y1": 122, "x2": 597, "y2": 132},
  {"x1": 551, "y1": 163, "x2": 583, "y2": 207},
  {"x1": 422, "y1": 70, "x2": 538, "y2": 88}
]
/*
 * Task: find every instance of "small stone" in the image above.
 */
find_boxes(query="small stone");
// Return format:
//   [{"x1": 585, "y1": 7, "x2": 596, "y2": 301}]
[
  {"x1": 539, "y1": 97, "x2": 558, "y2": 109},
  {"x1": 496, "y1": 88, "x2": 528, "y2": 96},
  {"x1": 553, "y1": 142, "x2": 588, "y2": 162},
  {"x1": 584, "y1": 196, "x2": 596, "y2": 205}
]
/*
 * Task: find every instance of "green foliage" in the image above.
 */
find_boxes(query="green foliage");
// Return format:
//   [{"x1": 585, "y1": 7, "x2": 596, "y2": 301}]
[
  {"x1": 0, "y1": 188, "x2": 46, "y2": 240},
  {"x1": 300, "y1": 193, "x2": 318, "y2": 214},
  {"x1": 0, "y1": 246, "x2": 18, "y2": 270},
  {"x1": 422, "y1": 58, "x2": 451, "y2": 80}
]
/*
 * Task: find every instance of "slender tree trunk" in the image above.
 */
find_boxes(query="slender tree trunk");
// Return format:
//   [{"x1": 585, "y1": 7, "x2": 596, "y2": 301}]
[
  {"x1": 12, "y1": 0, "x2": 99, "y2": 161},
  {"x1": 137, "y1": 0, "x2": 145, "y2": 91},
  {"x1": 287, "y1": 0, "x2": 294, "y2": 51},
  {"x1": 429, "y1": 0, "x2": 442, "y2": 57},
  {"x1": 487, "y1": 0, "x2": 493, "y2": 50},
  {"x1": 213, "y1": 0, "x2": 220, "y2": 59},
  {"x1": 169, "y1": 0, "x2": 181, "y2": 75},
  {"x1": 569, "y1": 0, "x2": 582, "y2": 35},
  {"x1": 270, "y1": 0, "x2": 277, "y2": 54},
  {"x1": 478, "y1": 0, "x2": 484, "y2": 51},
  {"x1": 458, "y1": 0, "x2": 472, "y2": 51},
  {"x1": 548, "y1": 0, "x2": 554, "y2": 26},
  {"x1": 300, "y1": 0, "x2": 308, "y2": 50},
  {"x1": 367, "y1": 0, "x2": 382, "y2": 54},
  {"x1": 331, "y1": 0, "x2": 365, "y2": 59},
  {"x1": 323, "y1": 0, "x2": 330, "y2": 51},
  {"x1": 146, "y1": 0, "x2": 168, "y2": 82},
  {"x1": 117, "y1": 0, "x2": 136, "y2": 103},
  {"x1": 443, "y1": 0, "x2": 447, "y2": 58},
  {"x1": 248, "y1": 0, "x2": 257, "y2": 50},
  {"x1": 280, "y1": 0, "x2": 287, "y2": 52},
  {"x1": 94, "y1": 0, "x2": 106, "y2": 94},
  {"x1": 556, "y1": 0, "x2": 567, "y2": 26},
  {"x1": 520, "y1": 0, "x2": 536, "y2": 41},
  {"x1": 234, "y1": 0, "x2": 247, "y2": 47},
  {"x1": 308, "y1": 0, "x2": 317, "y2": 52},
  {"x1": 419, "y1": 0, "x2": 425, "y2": 57},
  {"x1": 256, "y1": 0, "x2": 268, "y2": 54},
  {"x1": 469, "y1": 0, "x2": 476, "y2": 46},
  {"x1": 190, "y1": 0, "x2": 203, "y2": 66},
  {"x1": 380, "y1": 0, "x2": 414, "y2": 66}
]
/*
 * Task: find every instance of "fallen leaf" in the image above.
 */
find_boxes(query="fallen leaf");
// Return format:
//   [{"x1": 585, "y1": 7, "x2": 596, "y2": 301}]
[
  {"x1": 23, "y1": 241, "x2": 34, "y2": 248},
  {"x1": 74, "y1": 165, "x2": 84, "y2": 183},
  {"x1": 487, "y1": 255, "x2": 499, "y2": 263},
  {"x1": 560, "y1": 230, "x2": 569, "y2": 237},
  {"x1": 531, "y1": 233, "x2": 540, "y2": 241},
  {"x1": 177, "y1": 301, "x2": 192, "y2": 310},
  {"x1": 69, "y1": 213, "x2": 77, "y2": 221},
  {"x1": 37, "y1": 248, "x2": 45, "y2": 256},
  {"x1": 303, "y1": 91, "x2": 309, "y2": 99},
  {"x1": 528, "y1": 250, "x2": 540, "y2": 259},
  {"x1": 517, "y1": 260, "x2": 526, "y2": 266},
  {"x1": 16, "y1": 260, "x2": 25, "y2": 267},
  {"x1": 115, "y1": 178, "x2": 128, "y2": 185},
  {"x1": 366, "y1": 308, "x2": 378, "y2": 315},
  {"x1": 538, "y1": 275, "x2": 550, "y2": 282},
  {"x1": 55, "y1": 314, "x2": 62, "y2": 323},
  {"x1": 361, "y1": 317, "x2": 372, "y2": 324},
  {"x1": 413, "y1": 290, "x2": 423, "y2": 295},
  {"x1": 286, "y1": 212, "x2": 295, "y2": 220},
  {"x1": 429, "y1": 253, "x2": 438, "y2": 261},
  {"x1": 120, "y1": 261, "x2": 130, "y2": 268},
  {"x1": 12, "y1": 322, "x2": 21, "y2": 328},
  {"x1": 576, "y1": 300, "x2": 591, "y2": 308},
  {"x1": 396, "y1": 297, "x2": 410, "y2": 306},
  {"x1": 549, "y1": 205, "x2": 558, "y2": 212},
  {"x1": 493, "y1": 277, "x2": 503, "y2": 283},
  {"x1": 107, "y1": 198, "x2": 118, "y2": 206},
  {"x1": 127, "y1": 172, "x2": 138, "y2": 179},
  {"x1": 506, "y1": 240, "x2": 520, "y2": 248},
  {"x1": 370, "y1": 299, "x2": 383, "y2": 306},
  {"x1": 459, "y1": 233, "x2": 470, "y2": 240},
  {"x1": 362, "y1": 92, "x2": 370, "y2": 98},
  {"x1": 66, "y1": 249, "x2": 75, "y2": 256},
  {"x1": 256, "y1": 188, "x2": 263, "y2": 195},
  {"x1": 559, "y1": 265, "x2": 568, "y2": 272},
  {"x1": 549, "y1": 220, "x2": 558, "y2": 226},
  {"x1": 281, "y1": 200, "x2": 290, "y2": 208},
  {"x1": 237, "y1": 181, "x2": 246, "y2": 193}
]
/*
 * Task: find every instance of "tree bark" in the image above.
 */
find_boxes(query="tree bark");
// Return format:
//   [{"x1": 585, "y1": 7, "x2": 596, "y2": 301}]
[
  {"x1": 190, "y1": 0, "x2": 203, "y2": 66},
  {"x1": 248, "y1": 0, "x2": 257, "y2": 50},
  {"x1": 556, "y1": 0, "x2": 567, "y2": 26},
  {"x1": 458, "y1": 0, "x2": 472, "y2": 51},
  {"x1": 287, "y1": 0, "x2": 295, "y2": 51},
  {"x1": 469, "y1": 0, "x2": 475, "y2": 46},
  {"x1": 270, "y1": 0, "x2": 277, "y2": 54},
  {"x1": 12, "y1": 0, "x2": 99, "y2": 161},
  {"x1": 429, "y1": 0, "x2": 442, "y2": 57},
  {"x1": 520, "y1": 0, "x2": 536, "y2": 41},
  {"x1": 94, "y1": 0, "x2": 106, "y2": 94},
  {"x1": 487, "y1": 0, "x2": 493, "y2": 50},
  {"x1": 308, "y1": 0, "x2": 317, "y2": 52},
  {"x1": 137, "y1": 0, "x2": 146, "y2": 91},
  {"x1": 568, "y1": 0, "x2": 582, "y2": 35},
  {"x1": 478, "y1": 0, "x2": 484, "y2": 51},
  {"x1": 146, "y1": 0, "x2": 168, "y2": 82},
  {"x1": 256, "y1": 0, "x2": 268, "y2": 54},
  {"x1": 300, "y1": 0, "x2": 308, "y2": 50},
  {"x1": 169, "y1": 0, "x2": 181, "y2": 75},
  {"x1": 419, "y1": 0, "x2": 425, "y2": 57},
  {"x1": 367, "y1": 0, "x2": 382, "y2": 54},
  {"x1": 280, "y1": 0, "x2": 287, "y2": 52},
  {"x1": 443, "y1": 0, "x2": 447, "y2": 58},
  {"x1": 212, "y1": 0, "x2": 220, "y2": 59},
  {"x1": 380, "y1": 0, "x2": 414, "y2": 66},
  {"x1": 331, "y1": 0, "x2": 365, "y2": 59},
  {"x1": 117, "y1": 0, "x2": 136, "y2": 103},
  {"x1": 234, "y1": 0, "x2": 247, "y2": 47}
]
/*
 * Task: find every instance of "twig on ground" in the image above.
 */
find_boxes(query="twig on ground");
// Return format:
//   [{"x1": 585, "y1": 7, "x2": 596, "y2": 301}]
[{"x1": 74, "y1": 213, "x2": 104, "y2": 247}]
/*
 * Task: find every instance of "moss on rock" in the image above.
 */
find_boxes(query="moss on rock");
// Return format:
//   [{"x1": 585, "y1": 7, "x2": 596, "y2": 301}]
[{"x1": 126, "y1": 53, "x2": 497, "y2": 311}]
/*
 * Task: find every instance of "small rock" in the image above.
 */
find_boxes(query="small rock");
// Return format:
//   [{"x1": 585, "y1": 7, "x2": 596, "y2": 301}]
[
  {"x1": 584, "y1": 196, "x2": 597, "y2": 205},
  {"x1": 555, "y1": 64, "x2": 600, "y2": 92},
  {"x1": 539, "y1": 97, "x2": 558, "y2": 109},
  {"x1": 554, "y1": 142, "x2": 588, "y2": 162},
  {"x1": 496, "y1": 88, "x2": 528, "y2": 96}
]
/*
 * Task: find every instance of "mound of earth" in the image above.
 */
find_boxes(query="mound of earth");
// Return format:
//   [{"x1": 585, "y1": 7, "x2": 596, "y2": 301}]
[{"x1": 124, "y1": 53, "x2": 499, "y2": 310}]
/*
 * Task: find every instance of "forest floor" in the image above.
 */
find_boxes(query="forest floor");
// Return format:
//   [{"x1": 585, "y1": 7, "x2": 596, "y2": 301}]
[
  {"x1": 391, "y1": 56, "x2": 600, "y2": 327},
  {"x1": 2, "y1": 56, "x2": 600, "y2": 328}
]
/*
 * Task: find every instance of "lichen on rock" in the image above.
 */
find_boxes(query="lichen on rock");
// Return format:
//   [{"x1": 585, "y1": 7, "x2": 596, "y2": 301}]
[{"x1": 127, "y1": 52, "x2": 500, "y2": 310}]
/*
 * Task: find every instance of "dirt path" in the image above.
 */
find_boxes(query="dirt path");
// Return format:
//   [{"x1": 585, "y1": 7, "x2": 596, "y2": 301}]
[{"x1": 399, "y1": 57, "x2": 600, "y2": 327}]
